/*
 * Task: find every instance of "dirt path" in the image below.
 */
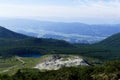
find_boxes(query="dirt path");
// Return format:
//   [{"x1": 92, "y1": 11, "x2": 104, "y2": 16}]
[
  {"x1": 0, "y1": 56, "x2": 25, "y2": 73},
  {"x1": 16, "y1": 56, "x2": 25, "y2": 64}
]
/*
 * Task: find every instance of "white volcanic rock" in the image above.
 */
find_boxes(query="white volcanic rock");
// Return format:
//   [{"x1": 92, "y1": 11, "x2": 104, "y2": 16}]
[{"x1": 34, "y1": 55, "x2": 89, "y2": 70}]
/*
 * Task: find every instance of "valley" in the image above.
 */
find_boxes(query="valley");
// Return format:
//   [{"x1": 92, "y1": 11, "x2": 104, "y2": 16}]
[
  {"x1": 0, "y1": 26, "x2": 120, "y2": 80},
  {"x1": 0, "y1": 0, "x2": 120, "y2": 79},
  {"x1": 1, "y1": 18, "x2": 119, "y2": 43}
]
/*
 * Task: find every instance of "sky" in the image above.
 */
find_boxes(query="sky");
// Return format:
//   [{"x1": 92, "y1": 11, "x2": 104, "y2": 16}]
[{"x1": 0, "y1": 0, "x2": 120, "y2": 24}]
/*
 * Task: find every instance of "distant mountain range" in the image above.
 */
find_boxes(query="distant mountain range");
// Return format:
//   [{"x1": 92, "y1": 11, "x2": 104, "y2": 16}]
[{"x1": 0, "y1": 18, "x2": 120, "y2": 43}]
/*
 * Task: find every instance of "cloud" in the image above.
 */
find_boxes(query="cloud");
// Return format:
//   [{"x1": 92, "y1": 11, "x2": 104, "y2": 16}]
[{"x1": 0, "y1": 0, "x2": 120, "y2": 23}]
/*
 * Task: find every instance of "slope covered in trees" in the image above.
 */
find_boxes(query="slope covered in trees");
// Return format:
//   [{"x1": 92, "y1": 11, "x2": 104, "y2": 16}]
[
  {"x1": 99, "y1": 33, "x2": 120, "y2": 47},
  {"x1": 0, "y1": 60, "x2": 120, "y2": 80},
  {"x1": 0, "y1": 26, "x2": 28, "y2": 39},
  {"x1": 0, "y1": 26, "x2": 120, "y2": 61}
]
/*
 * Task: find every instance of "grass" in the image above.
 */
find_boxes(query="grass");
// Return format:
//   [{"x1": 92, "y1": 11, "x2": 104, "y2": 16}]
[
  {"x1": 0, "y1": 57, "x2": 21, "y2": 70},
  {"x1": 0, "y1": 54, "x2": 100, "y2": 75},
  {"x1": 0, "y1": 55, "x2": 50, "y2": 75}
]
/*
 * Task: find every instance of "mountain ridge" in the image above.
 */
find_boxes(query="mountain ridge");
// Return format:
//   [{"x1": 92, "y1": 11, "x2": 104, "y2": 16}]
[
  {"x1": 0, "y1": 26, "x2": 29, "y2": 39},
  {"x1": 99, "y1": 32, "x2": 120, "y2": 47}
]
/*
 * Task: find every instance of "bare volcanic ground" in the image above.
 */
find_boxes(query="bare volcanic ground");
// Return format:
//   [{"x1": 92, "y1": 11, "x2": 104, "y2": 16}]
[{"x1": 34, "y1": 54, "x2": 89, "y2": 70}]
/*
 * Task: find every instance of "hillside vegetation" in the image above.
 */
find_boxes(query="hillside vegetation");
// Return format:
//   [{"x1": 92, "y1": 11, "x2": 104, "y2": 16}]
[
  {"x1": 0, "y1": 26, "x2": 120, "y2": 80},
  {"x1": 0, "y1": 60, "x2": 120, "y2": 80},
  {"x1": 0, "y1": 26, "x2": 28, "y2": 39},
  {"x1": 0, "y1": 26, "x2": 120, "y2": 61}
]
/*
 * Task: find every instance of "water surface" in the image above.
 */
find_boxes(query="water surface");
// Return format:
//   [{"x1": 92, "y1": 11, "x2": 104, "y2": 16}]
[{"x1": 18, "y1": 53, "x2": 43, "y2": 58}]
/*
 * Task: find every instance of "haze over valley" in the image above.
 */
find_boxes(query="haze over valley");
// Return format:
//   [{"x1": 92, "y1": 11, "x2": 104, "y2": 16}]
[{"x1": 1, "y1": 18, "x2": 120, "y2": 44}]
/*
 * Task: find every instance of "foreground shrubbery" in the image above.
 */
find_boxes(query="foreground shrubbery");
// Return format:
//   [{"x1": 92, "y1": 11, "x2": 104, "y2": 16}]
[{"x1": 0, "y1": 60, "x2": 120, "y2": 80}]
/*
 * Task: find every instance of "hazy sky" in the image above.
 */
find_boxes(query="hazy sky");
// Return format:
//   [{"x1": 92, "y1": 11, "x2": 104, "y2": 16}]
[{"x1": 0, "y1": 0, "x2": 120, "y2": 24}]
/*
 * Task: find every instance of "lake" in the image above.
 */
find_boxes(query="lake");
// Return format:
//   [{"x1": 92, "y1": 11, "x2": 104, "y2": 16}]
[{"x1": 18, "y1": 53, "x2": 43, "y2": 58}]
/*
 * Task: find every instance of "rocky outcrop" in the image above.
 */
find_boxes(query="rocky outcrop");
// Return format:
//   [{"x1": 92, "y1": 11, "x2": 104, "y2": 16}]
[{"x1": 34, "y1": 54, "x2": 89, "y2": 70}]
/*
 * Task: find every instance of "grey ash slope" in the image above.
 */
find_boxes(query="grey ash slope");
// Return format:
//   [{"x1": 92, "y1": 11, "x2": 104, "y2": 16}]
[{"x1": 35, "y1": 54, "x2": 89, "y2": 70}]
